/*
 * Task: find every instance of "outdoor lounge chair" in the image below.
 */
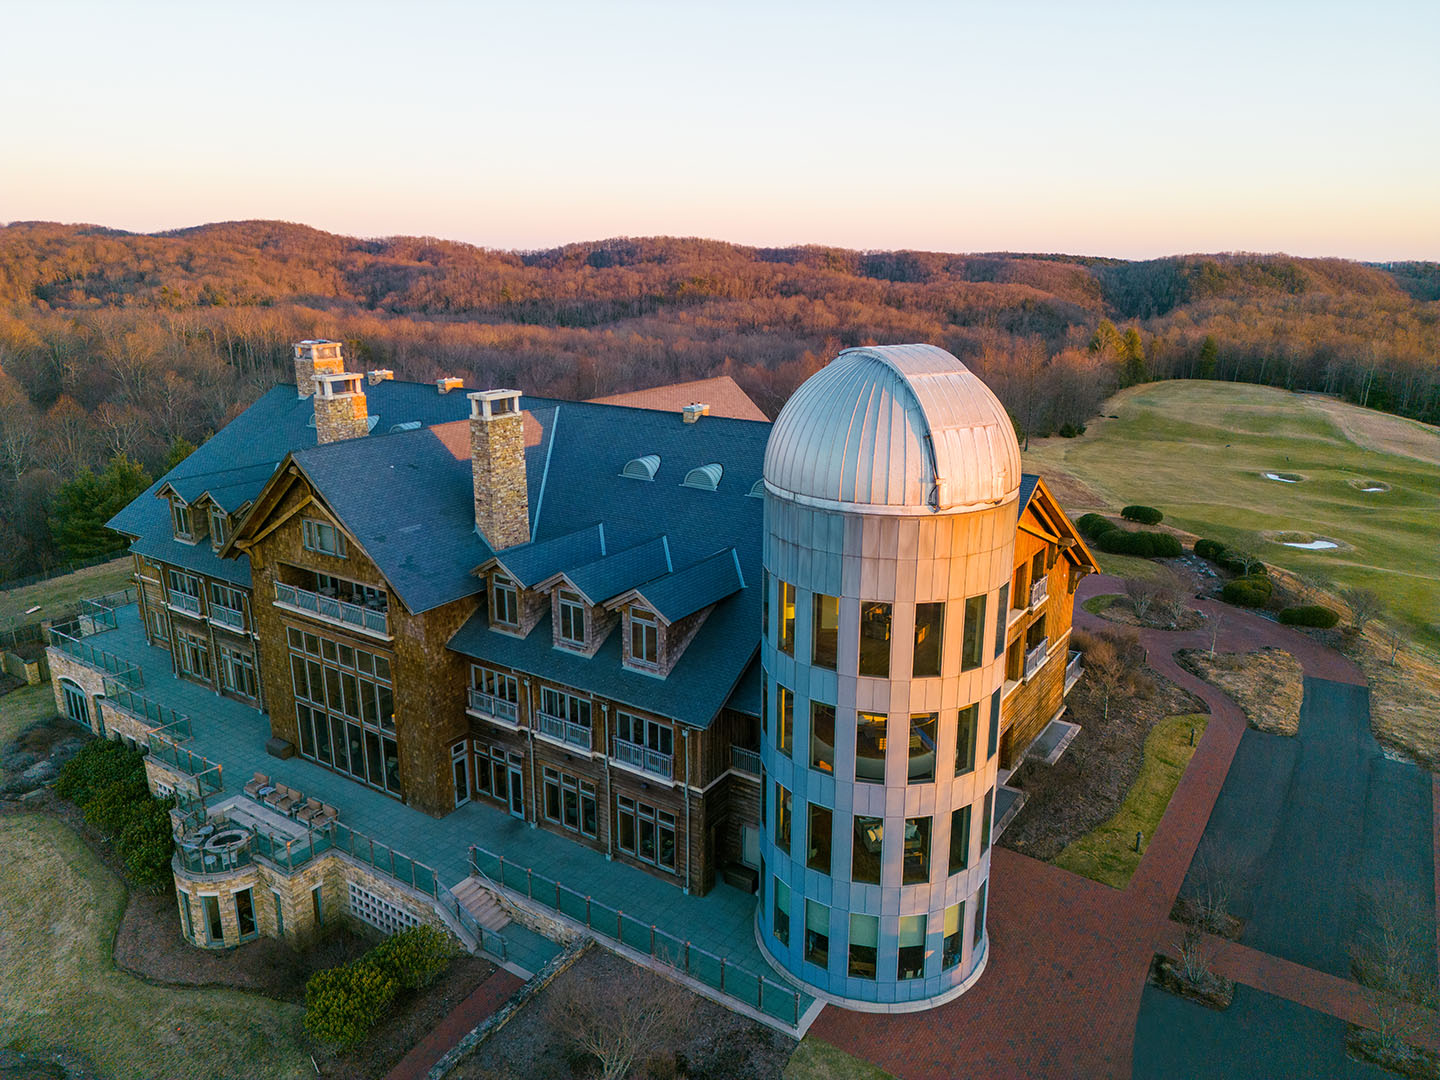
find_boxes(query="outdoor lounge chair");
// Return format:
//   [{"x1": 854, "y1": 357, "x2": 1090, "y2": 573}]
[
  {"x1": 243, "y1": 772, "x2": 270, "y2": 799},
  {"x1": 296, "y1": 798, "x2": 325, "y2": 826},
  {"x1": 312, "y1": 802, "x2": 339, "y2": 828},
  {"x1": 264, "y1": 785, "x2": 299, "y2": 814}
]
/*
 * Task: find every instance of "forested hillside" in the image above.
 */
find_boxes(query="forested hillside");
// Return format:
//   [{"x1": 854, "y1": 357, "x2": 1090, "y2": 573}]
[{"x1": 1, "y1": 220, "x2": 1436, "y2": 581}]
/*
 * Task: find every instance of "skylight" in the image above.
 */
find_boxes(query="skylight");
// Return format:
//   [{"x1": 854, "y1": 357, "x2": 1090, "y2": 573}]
[
  {"x1": 748, "y1": 479, "x2": 765, "y2": 498},
  {"x1": 682, "y1": 463, "x2": 723, "y2": 491},
  {"x1": 621, "y1": 454, "x2": 660, "y2": 481}
]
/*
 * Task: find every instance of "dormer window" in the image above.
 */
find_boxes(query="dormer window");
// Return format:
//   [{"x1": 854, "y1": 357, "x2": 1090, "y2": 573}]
[
  {"x1": 682, "y1": 463, "x2": 723, "y2": 491},
  {"x1": 492, "y1": 574, "x2": 519, "y2": 628},
  {"x1": 557, "y1": 590, "x2": 587, "y2": 647},
  {"x1": 630, "y1": 607, "x2": 659, "y2": 666},
  {"x1": 171, "y1": 500, "x2": 193, "y2": 540},
  {"x1": 302, "y1": 518, "x2": 346, "y2": 558},
  {"x1": 209, "y1": 507, "x2": 229, "y2": 549}
]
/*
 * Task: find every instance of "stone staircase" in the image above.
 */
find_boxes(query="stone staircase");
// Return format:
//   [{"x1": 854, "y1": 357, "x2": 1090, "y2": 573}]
[{"x1": 452, "y1": 875, "x2": 512, "y2": 934}]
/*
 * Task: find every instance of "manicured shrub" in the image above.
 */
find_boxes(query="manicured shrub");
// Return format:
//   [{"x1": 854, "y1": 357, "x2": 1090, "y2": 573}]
[
  {"x1": 371, "y1": 925, "x2": 454, "y2": 991},
  {"x1": 1193, "y1": 538, "x2": 1227, "y2": 560},
  {"x1": 1077, "y1": 513, "x2": 1117, "y2": 539},
  {"x1": 1058, "y1": 422, "x2": 1086, "y2": 438},
  {"x1": 81, "y1": 772, "x2": 152, "y2": 834},
  {"x1": 1094, "y1": 528, "x2": 1183, "y2": 558},
  {"x1": 1217, "y1": 552, "x2": 1265, "y2": 576},
  {"x1": 55, "y1": 738, "x2": 144, "y2": 806},
  {"x1": 304, "y1": 961, "x2": 398, "y2": 1047},
  {"x1": 119, "y1": 796, "x2": 179, "y2": 893},
  {"x1": 1278, "y1": 605, "x2": 1340, "y2": 628},
  {"x1": 1121, "y1": 505, "x2": 1164, "y2": 525},
  {"x1": 1221, "y1": 576, "x2": 1272, "y2": 608}
]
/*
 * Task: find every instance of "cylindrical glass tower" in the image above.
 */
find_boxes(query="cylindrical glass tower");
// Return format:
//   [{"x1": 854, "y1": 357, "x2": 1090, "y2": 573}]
[{"x1": 756, "y1": 344, "x2": 1021, "y2": 1010}]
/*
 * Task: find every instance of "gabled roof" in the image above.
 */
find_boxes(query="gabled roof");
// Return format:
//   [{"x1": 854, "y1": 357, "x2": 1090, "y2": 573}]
[
  {"x1": 483, "y1": 524, "x2": 606, "y2": 591},
  {"x1": 611, "y1": 548, "x2": 745, "y2": 625},
  {"x1": 542, "y1": 536, "x2": 673, "y2": 607},
  {"x1": 1019, "y1": 474, "x2": 1101, "y2": 574}
]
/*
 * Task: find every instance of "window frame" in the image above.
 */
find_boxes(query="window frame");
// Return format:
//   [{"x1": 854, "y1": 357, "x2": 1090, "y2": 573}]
[
  {"x1": 557, "y1": 589, "x2": 587, "y2": 647},
  {"x1": 301, "y1": 517, "x2": 347, "y2": 558},
  {"x1": 961, "y1": 593, "x2": 987, "y2": 671},
  {"x1": 858, "y1": 601, "x2": 891, "y2": 677},
  {"x1": 912, "y1": 601, "x2": 944, "y2": 678},
  {"x1": 811, "y1": 593, "x2": 838, "y2": 669},
  {"x1": 629, "y1": 607, "x2": 659, "y2": 666},
  {"x1": 778, "y1": 581, "x2": 796, "y2": 656},
  {"x1": 491, "y1": 574, "x2": 519, "y2": 627}
]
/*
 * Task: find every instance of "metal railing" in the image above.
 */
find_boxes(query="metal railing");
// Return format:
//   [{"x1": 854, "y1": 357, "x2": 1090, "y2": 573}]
[
  {"x1": 1030, "y1": 576, "x2": 1049, "y2": 609},
  {"x1": 168, "y1": 591, "x2": 202, "y2": 615},
  {"x1": 174, "y1": 833, "x2": 255, "y2": 875},
  {"x1": 105, "y1": 679, "x2": 190, "y2": 737},
  {"x1": 467, "y1": 687, "x2": 520, "y2": 725},
  {"x1": 1065, "y1": 650, "x2": 1083, "y2": 689},
  {"x1": 147, "y1": 731, "x2": 223, "y2": 794},
  {"x1": 730, "y1": 746, "x2": 761, "y2": 776},
  {"x1": 535, "y1": 711, "x2": 592, "y2": 750},
  {"x1": 1024, "y1": 639, "x2": 1049, "y2": 681},
  {"x1": 275, "y1": 582, "x2": 388, "y2": 635},
  {"x1": 210, "y1": 604, "x2": 244, "y2": 630},
  {"x1": 436, "y1": 882, "x2": 509, "y2": 961},
  {"x1": 470, "y1": 845, "x2": 802, "y2": 1027},
  {"x1": 612, "y1": 737, "x2": 673, "y2": 779},
  {"x1": 48, "y1": 628, "x2": 144, "y2": 687}
]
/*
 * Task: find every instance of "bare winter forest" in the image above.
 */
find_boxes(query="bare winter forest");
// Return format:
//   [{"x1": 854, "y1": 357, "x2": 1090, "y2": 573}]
[{"x1": 0, "y1": 219, "x2": 1436, "y2": 581}]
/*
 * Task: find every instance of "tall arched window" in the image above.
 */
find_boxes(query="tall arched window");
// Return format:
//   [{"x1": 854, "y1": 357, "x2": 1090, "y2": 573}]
[{"x1": 60, "y1": 679, "x2": 90, "y2": 727}]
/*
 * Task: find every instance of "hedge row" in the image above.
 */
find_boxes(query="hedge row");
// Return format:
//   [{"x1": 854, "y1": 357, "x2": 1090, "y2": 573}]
[
  {"x1": 305, "y1": 925, "x2": 454, "y2": 1047},
  {"x1": 1077, "y1": 513, "x2": 1181, "y2": 558},
  {"x1": 54, "y1": 739, "x2": 175, "y2": 892},
  {"x1": 1121, "y1": 504, "x2": 1164, "y2": 525},
  {"x1": 1193, "y1": 538, "x2": 1264, "y2": 576},
  {"x1": 1279, "y1": 605, "x2": 1339, "y2": 628},
  {"x1": 1221, "y1": 574, "x2": 1273, "y2": 608}
]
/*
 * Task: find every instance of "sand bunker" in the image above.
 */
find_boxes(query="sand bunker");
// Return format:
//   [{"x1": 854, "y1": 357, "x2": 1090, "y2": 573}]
[
  {"x1": 1347, "y1": 478, "x2": 1391, "y2": 494},
  {"x1": 1284, "y1": 539, "x2": 1338, "y2": 550},
  {"x1": 1265, "y1": 530, "x2": 1345, "y2": 552},
  {"x1": 1263, "y1": 471, "x2": 1305, "y2": 484}
]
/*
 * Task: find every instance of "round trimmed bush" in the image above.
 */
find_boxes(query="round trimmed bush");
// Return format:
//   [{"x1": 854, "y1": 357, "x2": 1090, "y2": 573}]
[
  {"x1": 1077, "y1": 513, "x2": 1116, "y2": 540},
  {"x1": 1193, "y1": 539, "x2": 1227, "y2": 560},
  {"x1": 371, "y1": 925, "x2": 454, "y2": 991},
  {"x1": 1121, "y1": 505, "x2": 1164, "y2": 525},
  {"x1": 55, "y1": 739, "x2": 144, "y2": 807},
  {"x1": 1279, "y1": 605, "x2": 1339, "y2": 628},
  {"x1": 1218, "y1": 553, "x2": 1264, "y2": 576},
  {"x1": 1221, "y1": 576, "x2": 1272, "y2": 608},
  {"x1": 1095, "y1": 528, "x2": 1183, "y2": 558},
  {"x1": 304, "y1": 961, "x2": 398, "y2": 1047}
]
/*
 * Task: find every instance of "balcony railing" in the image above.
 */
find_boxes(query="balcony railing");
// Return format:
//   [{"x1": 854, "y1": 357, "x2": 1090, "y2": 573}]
[
  {"x1": 613, "y1": 737, "x2": 673, "y2": 780},
  {"x1": 1065, "y1": 649, "x2": 1084, "y2": 691},
  {"x1": 730, "y1": 746, "x2": 761, "y2": 776},
  {"x1": 210, "y1": 604, "x2": 244, "y2": 630},
  {"x1": 168, "y1": 591, "x2": 201, "y2": 616},
  {"x1": 535, "y1": 711, "x2": 592, "y2": 750},
  {"x1": 48, "y1": 628, "x2": 144, "y2": 687},
  {"x1": 1030, "y1": 576, "x2": 1049, "y2": 609},
  {"x1": 1024, "y1": 638, "x2": 1050, "y2": 681},
  {"x1": 275, "y1": 582, "x2": 388, "y2": 636},
  {"x1": 467, "y1": 687, "x2": 520, "y2": 725},
  {"x1": 147, "y1": 731, "x2": 223, "y2": 795}
]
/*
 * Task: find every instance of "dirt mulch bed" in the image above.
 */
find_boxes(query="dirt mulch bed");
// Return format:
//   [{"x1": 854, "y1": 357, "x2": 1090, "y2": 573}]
[
  {"x1": 1087, "y1": 593, "x2": 1205, "y2": 632},
  {"x1": 1000, "y1": 658, "x2": 1206, "y2": 862},
  {"x1": 1176, "y1": 647, "x2": 1304, "y2": 737},
  {"x1": 1346, "y1": 1026, "x2": 1440, "y2": 1080},
  {"x1": 450, "y1": 948, "x2": 795, "y2": 1080},
  {"x1": 1149, "y1": 953, "x2": 1235, "y2": 1011},
  {"x1": 1169, "y1": 898, "x2": 1245, "y2": 942}
]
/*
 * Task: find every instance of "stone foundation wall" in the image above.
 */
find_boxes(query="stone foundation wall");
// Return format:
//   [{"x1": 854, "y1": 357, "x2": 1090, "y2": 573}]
[{"x1": 46, "y1": 650, "x2": 107, "y2": 735}]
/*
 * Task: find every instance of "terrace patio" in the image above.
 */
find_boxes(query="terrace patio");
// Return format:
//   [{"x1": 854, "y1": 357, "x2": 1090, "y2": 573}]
[{"x1": 71, "y1": 603, "x2": 805, "y2": 1023}]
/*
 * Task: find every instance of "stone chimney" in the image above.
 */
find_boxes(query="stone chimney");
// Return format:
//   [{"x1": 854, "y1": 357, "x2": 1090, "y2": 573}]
[
  {"x1": 294, "y1": 340, "x2": 346, "y2": 398},
  {"x1": 468, "y1": 389, "x2": 529, "y2": 550},
  {"x1": 314, "y1": 372, "x2": 370, "y2": 444},
  {"x1": 682, "y1": 402, "x2": 710, "y2": 424},
  {"x1": 437, "y1": 377, "x2": 465, "y2": 394},
  {"x1": 367, "y1": 369, "x2": 394, "y2": 386}
]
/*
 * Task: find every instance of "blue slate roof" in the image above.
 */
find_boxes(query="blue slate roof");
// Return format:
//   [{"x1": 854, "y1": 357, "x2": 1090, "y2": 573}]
[
  {"x1": 1019, "y1": 473, "x2": 1039, "y2": 513},
  {"x1": 630, "y1": 548, "x2": 745, "y2": 624},
  {"x1": 558, "y1": 537, "x2": 673, "y2": 606},
  {"x1": 489, "y1": 522, "x2": 605, "y2": 590}
]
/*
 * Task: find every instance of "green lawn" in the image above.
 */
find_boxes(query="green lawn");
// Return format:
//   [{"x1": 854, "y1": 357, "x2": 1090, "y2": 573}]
[
  {"x1": 1025, "y1": 381, "x2": 1440, "y2": 653},
  {"x1": 1054, "y1": 714, "x2": 1210, "y2": 889},
  {"x1": 0, "y1": 682, "x2": 59, "y2": 746},
  {"x1": 0, "y1": 556, "x2": 134, "y2": 630},
  {"x1": 1081, "y1": 593, "x2": 1122, "y2": 616},
  {"x1": 785, "y1": 1037, "x2": 896, "y2": 1080},
  {"x1": 0, "y1": 813, "x2": 311, "y2": 1080}
]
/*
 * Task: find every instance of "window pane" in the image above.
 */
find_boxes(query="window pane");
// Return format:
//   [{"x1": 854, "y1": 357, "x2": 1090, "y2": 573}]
[
  {"x1": 777, "y1": 684, "x2": 793, "y2": 756},
  {"x1": 988, "y1": 690, "x2": 1001, "y2": 761},
  {"x1": 858, "y1": 602, "x2": 891, "y2": 677},
  {"x1": 806, "y1": 804, "x2": 832, "y2": 874},
  {"x1": 943, "y1": 901, "x2": 965, "y2": 969},
  {"x1": 778, "y1": 581, "x2": 796, "y2": 656},
  {"x1": 773, "y1": 876, "x2": 790, "y2": 946},
  {"x1": 855, "y1": 712, "x2": 887, "y2": 784},
  {"x1": 809, "y1": 702, "x2": 835, "y2": 773},
  {"x1": 903, "y1": 817, "x2": 931, "y2": 885},
  {"x1": 897, "y1": 914, "x2": 926, "y2": 980},
  {"x1": 804, "y1": 900, "x2": 829, "y2": 968},
  {"x1": 774, "y1": 783, "x2": 791, "y2": 854},
  {"x1": 908, "y1": 713, "x2": 938, "y2": 783},
  {"x1": 913, "y1": 602, "x2": 943, "y2": 678},
  {"x1": 972, "y1": 882, "x2": 988, "y2": 954},
  {"x1": 849, "y1": 913, "x2": 878, "y2": 979},
  {"x1": 994, "y1": 583, "x2": 1010, "y2": 659},
  {"x1": 851, "y1": 816, "x2": 883, "y2": 884},
  {"x1": 955, "y1": 703, "x2": 978, "y2": 776},
  {"x1": 949, "y1": 805, "x2": 971, "y2": 875},
  {"x1": 980, "y1": 787, "x2": 994, "y2": 855},
  {"x1": 962, "y1": 594, "x2": 987, "y2": 671},
  {"x1": 811, "y1": 594, "x2": 838, "y2": 669}
]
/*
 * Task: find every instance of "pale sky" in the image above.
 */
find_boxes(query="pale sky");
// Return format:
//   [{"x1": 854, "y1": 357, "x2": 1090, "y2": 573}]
[{"x1": 2, "y1": 0, "x2": 1437, "y2": 259}]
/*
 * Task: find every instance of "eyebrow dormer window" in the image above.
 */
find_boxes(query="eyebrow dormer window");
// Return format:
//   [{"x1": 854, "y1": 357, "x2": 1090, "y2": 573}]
[
  {"x1": 492, "y1": 574, "x2": 519, "y2": 628},
  {"x1": 209, "y1": 507, "x2": 229, "y2": 549},
  {"x1": 558, "y1": 590, "x2": 587, "y2": 647},
  {"x1": 301, "y1": 518, "x2": 346, "y2": 558},
  {"x1": 630, "y1": 607, "x2": 658, "y2": 666},
  {"x1": 171, "y1": 500, "x2": 193, "y2": 540}
]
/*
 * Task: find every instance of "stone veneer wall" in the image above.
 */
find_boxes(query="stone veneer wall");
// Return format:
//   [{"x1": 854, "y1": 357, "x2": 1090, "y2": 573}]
[
  {"x1": 47, "y1": 650, "x2": 108, "y2": 736},
  {"x1": 313, "y1": 391, "x2": 371, "y2": 444},
  {"x1": 470, "y1": 410, "x2": 530, "y2": 550}
]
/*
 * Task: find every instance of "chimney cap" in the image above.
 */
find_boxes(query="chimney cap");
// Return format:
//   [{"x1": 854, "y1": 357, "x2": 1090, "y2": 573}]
[
  {"x1": 315, "y1": 371, "x2": 364, "y2": 398},
  {"x1": 468, "y1": 388, "x2": 523, "y2": 420},
  {"x1": 682, "y1": 402, "x2": 710, "y2": 423},
  {"x1": 437, "y1": 377, "x2": 466, "y2": 394}
]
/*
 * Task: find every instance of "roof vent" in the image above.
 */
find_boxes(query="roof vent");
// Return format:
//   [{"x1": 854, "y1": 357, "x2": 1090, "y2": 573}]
[
  {"x1": 747, "y1": 479, "x2": 765, "y2": 498},
  {"x1": 367, "y1": 369, "x2": 394, "y2": 385},
  {"x1": 682, "y1": 463, "x2": 723, "y2": 491},
  {"x1": 621, "y1": 455, "x2": 660, "y2": 481},
  {"x1": 682, "y1": 403, "x2": 710, "y2": 424},
  {"x1": 437, "y1": 377, "x2": 465, "y2": 394},
  {"x1": 389, "y1": 420, "x2": 423, "y2": 433}
]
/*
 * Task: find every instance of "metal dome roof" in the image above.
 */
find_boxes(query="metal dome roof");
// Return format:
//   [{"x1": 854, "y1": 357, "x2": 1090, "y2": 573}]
[{"x1": 762, "y1": 344, "x2": 1021, "y2": 514}]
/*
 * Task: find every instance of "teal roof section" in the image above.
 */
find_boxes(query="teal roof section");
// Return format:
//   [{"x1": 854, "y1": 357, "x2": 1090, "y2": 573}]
[
  {"x1": 630, "y1": 548, "x2": 744, "y2": 625},
  {"x1": 489, "y1": 524, "x2": 605, "y2": 589},
  {"x1": 556, "y1": 536, "x2": 673, "y2": 606}
]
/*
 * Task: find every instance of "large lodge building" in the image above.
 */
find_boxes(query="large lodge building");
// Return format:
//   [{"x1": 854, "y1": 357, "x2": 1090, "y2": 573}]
[{"x1": 88, "y1": 339, "x2": 1096, "y2": 1010}]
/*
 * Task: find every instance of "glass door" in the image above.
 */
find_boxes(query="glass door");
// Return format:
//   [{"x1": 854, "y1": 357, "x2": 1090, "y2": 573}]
[
  {"x1": 507, "y1": 753, "x2": 524, "y2": 819},
  {"x1": 452, "y1": 744, "x2": 470, "y2": 807}
]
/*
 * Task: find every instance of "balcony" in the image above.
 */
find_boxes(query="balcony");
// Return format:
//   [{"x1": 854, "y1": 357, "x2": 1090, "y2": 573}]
[
  {"x1": 1030, "y1": 576, "x2": 1049, "y2": 609},
  {"x1": 1065, "y1": 649, "x2": 1084, "y2": 693},
  {"x1": 730, "y1": 745, "x2": 761, "y2": 776},
  {"x1": 168, "y1": 592, "x2": 201, "y2": 616},
  {"x1": 612, "y1": 737, "x2": 673, "y2": 780},
  {"x1": 210, "y1": 604, "x2": 244, "y2": 631},
  {"x1": 535, "y1": 711, "x2": 592, "y2": 751},
  {"x1": 1024, "y1": 638, "x2": 1049, "y2": 681},
  {"x1": 274, "y1": 582, "x2": 389, "y2": 638},
  {"x1": 467, "y1": 687, "x2": 520, "y2": 726}
]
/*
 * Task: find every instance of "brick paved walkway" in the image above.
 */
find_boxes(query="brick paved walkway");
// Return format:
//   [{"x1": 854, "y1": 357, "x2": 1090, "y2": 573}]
[
  {"x1": 384, "y1": 967, "x2": 525, "y2": 1080},
  {"x1": 810, "y1": 574, "x2": 1433, "y2": 1079}
]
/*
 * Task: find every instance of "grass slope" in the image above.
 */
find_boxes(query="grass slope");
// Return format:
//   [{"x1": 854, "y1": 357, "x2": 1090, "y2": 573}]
[
  {"x1": 0, "y1": 683, "x2": 59, "y2": 746},
  {"x1": 785, "y1": 1037, "x2": 897, "y2": 1080},
  {"x1": 1025, "y1": 381, "x2": 1440, "y2": 653},
  {"x1": 0, "y1": 556, "x2": 133, "y2": 629},
  {"x1": 0, "y1": 813, "x2": 310, "y2": 1080},
  {"x1": 1054, "y1": 714, "x2": 1209, "y2": 889}
]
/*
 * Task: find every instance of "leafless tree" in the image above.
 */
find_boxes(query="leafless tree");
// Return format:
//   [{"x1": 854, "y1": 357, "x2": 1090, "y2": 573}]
[
  {"x1": 1350, "y1": 877, "x2": 1438, "y2": 1055},
  {"x1": 549, "y1": 966, "x2": 697, "y2": 1080},
  {"x1": 1186, "y1": 841, "x2": 1247, "y2": 937},
  {"x1": 1125, "y1": 577, "x2": 1161, "y2": 623},
  {"x1": 1342, "y1": 588, "x2": 1384, "y2": 634},
  {"x1": 1174, "y1": 926, "x2": 1215, "y2": 987},
  {"x1": 1208, "y1": 611, "x2": 1225, "y2": 658}
]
